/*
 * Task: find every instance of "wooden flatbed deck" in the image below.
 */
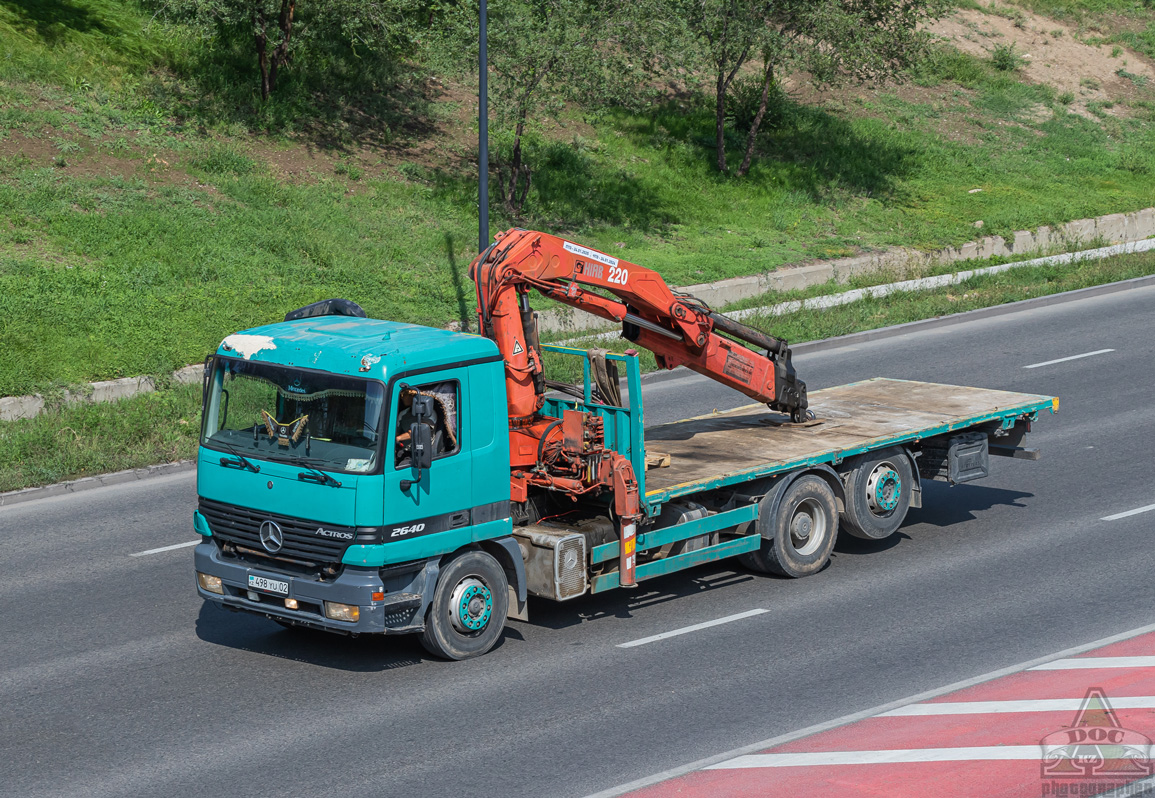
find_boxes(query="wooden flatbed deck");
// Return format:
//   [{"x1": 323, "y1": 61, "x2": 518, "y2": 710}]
[{"x1": 642, "y1": 378, "x2": 1056, "y2": 504}]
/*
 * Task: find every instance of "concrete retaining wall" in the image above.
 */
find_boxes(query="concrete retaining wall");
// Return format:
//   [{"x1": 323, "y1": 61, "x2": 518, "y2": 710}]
[
  {"x1": 538, "y1": 207, "x2": 1155, "y2": 336},
  {"x1": 0, "y1": 365, "x2": 202, "y2": 422}
]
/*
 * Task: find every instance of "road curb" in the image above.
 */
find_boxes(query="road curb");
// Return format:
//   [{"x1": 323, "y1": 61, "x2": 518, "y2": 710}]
[
  {"x1": 0, "y1": 461, "x2": 195, "y2": 507},
  {"x1": 639, "y1": 272, "x2": 1155, "y2": 386}
]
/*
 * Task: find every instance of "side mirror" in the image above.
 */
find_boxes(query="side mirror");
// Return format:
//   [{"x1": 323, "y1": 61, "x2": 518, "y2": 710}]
[
  {"x1": 410, "y1": 421, "x2": 433, "y2": 470},
  {"x1": 401, "y1": 418, "x2": 433, "y2": 491},
  {"x1": 411, "y1": 395, "x2": 434, "y2": 423}
]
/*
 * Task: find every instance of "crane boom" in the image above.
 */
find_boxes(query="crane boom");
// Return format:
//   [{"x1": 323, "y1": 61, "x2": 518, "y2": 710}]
[
  {"x1": 469, "y1": 229, "x2": 806, "y2": 587},
  {"x1": 470, "y1": 228, "x2": 807, "y2": 423}
]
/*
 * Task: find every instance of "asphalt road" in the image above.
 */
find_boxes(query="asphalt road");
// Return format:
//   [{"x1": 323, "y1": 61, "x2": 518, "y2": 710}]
[{"x1": 3, "y1": 284, "x2": 1154, "y2": 798}]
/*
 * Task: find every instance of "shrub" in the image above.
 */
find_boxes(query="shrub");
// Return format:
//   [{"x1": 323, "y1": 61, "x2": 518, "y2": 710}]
[
  {"x1": 990, "y1": 43, "x2": 1026, "y2": 72},
  {"x1": 189, "y1": 144, "x2": 258, "y2": 176}
]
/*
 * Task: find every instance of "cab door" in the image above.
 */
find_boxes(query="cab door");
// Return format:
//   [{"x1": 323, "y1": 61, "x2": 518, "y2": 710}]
[{"x1": 384, "y1": 368, "x2": 474, "y2": 540}]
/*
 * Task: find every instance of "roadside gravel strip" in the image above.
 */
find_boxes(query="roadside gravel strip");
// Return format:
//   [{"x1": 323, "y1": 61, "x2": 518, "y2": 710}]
[{"x1": 3, "y1": 270, "x2": 1153, "y2": 507}]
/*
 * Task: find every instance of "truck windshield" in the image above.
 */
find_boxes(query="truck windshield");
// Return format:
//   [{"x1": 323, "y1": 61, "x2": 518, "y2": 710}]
[{"x1": 202, "y1": 358, "x2": 385, "y2": 474}]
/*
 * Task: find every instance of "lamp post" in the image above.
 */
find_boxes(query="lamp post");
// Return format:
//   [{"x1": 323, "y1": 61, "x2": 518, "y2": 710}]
[{"x1": 478, "y1": 0, "x2": 489, "y2": 253}]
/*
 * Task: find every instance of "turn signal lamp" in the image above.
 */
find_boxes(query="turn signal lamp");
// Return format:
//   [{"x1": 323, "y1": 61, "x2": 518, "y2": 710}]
[
  {"x1": 197, "y1": 573, "x2": 224, "y2": 595},
  {"x1": 324, "y1": 602, "x2": 360, "y2": 622},
  {"x1": 371, "y1": 592, "x2": 385, "y2": 602}
]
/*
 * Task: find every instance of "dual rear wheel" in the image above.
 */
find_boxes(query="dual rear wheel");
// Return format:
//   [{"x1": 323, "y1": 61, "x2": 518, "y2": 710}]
[{"x1": 741, "y1": 449, "x2": 914, "y2": 578}]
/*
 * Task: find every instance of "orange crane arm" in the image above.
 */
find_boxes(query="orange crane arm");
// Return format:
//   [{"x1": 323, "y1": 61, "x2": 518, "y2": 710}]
[{"x1": 470, "y1": 228, "x2": 808, "y2": 424}]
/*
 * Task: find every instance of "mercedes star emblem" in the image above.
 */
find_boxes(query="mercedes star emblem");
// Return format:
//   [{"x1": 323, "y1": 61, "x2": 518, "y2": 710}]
[{"x1": 259, "y1": 520, "x2": 284, "y2": 553}]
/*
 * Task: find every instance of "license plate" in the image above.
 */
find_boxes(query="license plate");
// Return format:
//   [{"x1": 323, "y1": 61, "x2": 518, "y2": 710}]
[{"x1": 248, "y1": 574, "x2": 289, "y2": 595}]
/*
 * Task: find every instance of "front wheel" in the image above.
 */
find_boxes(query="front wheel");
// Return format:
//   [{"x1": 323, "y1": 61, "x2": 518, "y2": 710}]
[
  {"x1": 420, "y1": 551, "x2": 509, "y2": 661},
  {"x1": 741, "y1": 474, "x2": 838, "y2": 578}
]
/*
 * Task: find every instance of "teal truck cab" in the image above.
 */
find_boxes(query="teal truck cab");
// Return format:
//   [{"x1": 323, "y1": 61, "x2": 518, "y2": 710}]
[
  {"x1": 194, "y1": 311, "x2": 523, "y2": 659},
  {"x1": 195, "y1": 233, "x2": 1058, "y2": 661}
]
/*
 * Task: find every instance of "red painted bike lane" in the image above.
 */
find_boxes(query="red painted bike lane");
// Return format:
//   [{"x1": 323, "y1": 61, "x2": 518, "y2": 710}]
[{"x1": 619, "y1": 631, "x2": 1155, "y2": 798}]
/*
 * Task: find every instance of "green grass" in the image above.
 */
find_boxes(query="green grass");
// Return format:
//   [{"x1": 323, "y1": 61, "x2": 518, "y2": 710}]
[
  {"x1": 9, "y1": 247, "x2": 1153, "y2": 493},
  {"x1": 0, "y1": 0, "x2": 177, "y2": 88},
  {"x1": 2, "y1": 72, "x2": 1153, "y2": 396},
  {"x1": 0, "y1": 381, "x2": 201, "y2": 492},
  {"x1": 0, "y1": 0, "x2": 1153, "y2": 400}
]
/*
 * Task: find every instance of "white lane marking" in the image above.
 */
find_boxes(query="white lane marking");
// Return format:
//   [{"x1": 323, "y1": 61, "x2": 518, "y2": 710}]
[
  {"x1": 1102, "y1": 503, "x2": 1155, "y2": 521},
  {"x1": 583, "y1": 620, "x2": 1155, "y2": 798},
  {"x1": 881, "y1": 696, "x2": 1155, "y2": 716},
  {"x1": 130, "y1": 540, "x2": 200, "y2": 557},
  {"x1": 1033, "y1": 656, "x2": 1155, "y2": 670},
  {"x1": 708, "y1": 746, "x2": 1045, "y2": 769},
  {"x1": 1023, "y1": 348, "x2": 1114, "y2": 369},
  {"x1": 617, "y1": 608, "x2": 768, "y2": 648}
]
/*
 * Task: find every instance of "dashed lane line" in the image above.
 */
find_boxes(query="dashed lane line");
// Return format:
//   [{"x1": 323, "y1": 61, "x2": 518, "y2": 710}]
[
  {"x1": 617, "y1": 609, "x2": 769, "y2": 648},
  {"x1": 1102, "y1": 503, "x2": 1155, "y2": 522},
  {"x1": 1023, "y1": 348, "x2": 1115, "y2": 369},
  {"x1": 130, "y1": 540, "x2": 200, "y2": 557}
]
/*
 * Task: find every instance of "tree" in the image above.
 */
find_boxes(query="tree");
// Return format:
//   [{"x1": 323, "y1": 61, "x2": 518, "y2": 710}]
[
  {"x1": 665, "y1": 0, "x2": 950, "y2": 175},
  {"x1": 438, "y1": 0, "x2": 652, "y2": 215},
  {"x1": 152, "y1": 0, "x2": 415, "y2": 100}
]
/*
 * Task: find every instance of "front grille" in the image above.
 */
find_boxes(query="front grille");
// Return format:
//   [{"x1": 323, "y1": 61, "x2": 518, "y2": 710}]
[
  {"x1": 556, "y1": 535, "x2": 587, "y2": 600},
  {"x1": 199, "y1": 498, "x2": 355, "y2": 563}
]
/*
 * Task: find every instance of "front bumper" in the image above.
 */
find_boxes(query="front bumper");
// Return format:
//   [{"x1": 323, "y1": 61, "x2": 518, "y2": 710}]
[{"x1": 194, "y1": 541, "x2": 430, "y2": 635}]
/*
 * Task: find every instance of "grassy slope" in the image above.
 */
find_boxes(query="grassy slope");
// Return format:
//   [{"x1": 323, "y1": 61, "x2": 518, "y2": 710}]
[
  {"x1": 8, "y1": 247, "x2": 1153, "y2": 493},
  {"x1": 0, "y1": 0, "x2": 1153, "y2": 399}
]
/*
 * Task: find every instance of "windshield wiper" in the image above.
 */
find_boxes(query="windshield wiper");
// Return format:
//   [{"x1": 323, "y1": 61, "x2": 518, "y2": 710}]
[
  {"x1": 264, "y1": 453, "x2": 342, "y2": 487},
  {"x1": 298, "y1": 463, "x2": 341, "y2": 487},
  {"x1": 219, "y1": 442, "x2": 260, "y2": 473}
]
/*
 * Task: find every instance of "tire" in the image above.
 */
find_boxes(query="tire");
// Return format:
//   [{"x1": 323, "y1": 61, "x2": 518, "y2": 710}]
[
  {"x1": 840, "y1": 448, "x2": 913, "y2": 540},
  {"x1": 420, "y1": 551, "x2": 509, "y2": 661},
  {"x1": 741, "y1": 474, "x2": 838, "y2": 578}
]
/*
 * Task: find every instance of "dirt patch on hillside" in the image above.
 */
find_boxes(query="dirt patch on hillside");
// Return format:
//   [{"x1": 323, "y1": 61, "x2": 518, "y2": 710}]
[{"x1": 930, "y1": 4, "x2": 1154, "y2": 116}]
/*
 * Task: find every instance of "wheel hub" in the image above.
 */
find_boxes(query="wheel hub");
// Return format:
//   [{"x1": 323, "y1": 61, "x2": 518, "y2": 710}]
[
  {"x1": 866, "y1": 464, "x2": 901, "y2": 514},
  {"x1": 792, "y1": 514, "x2": 813, "y2": 540},
  {"x1": 449, "y1": 578, "x2": 493, "y2": 633},
  {"x1": 789, "y1": 498, "x2": 827, "y2": 556}
]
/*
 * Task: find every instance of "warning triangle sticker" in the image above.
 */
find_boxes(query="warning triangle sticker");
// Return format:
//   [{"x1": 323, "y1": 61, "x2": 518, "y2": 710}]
[
  {"x1": 1072, "y1": 688, "x2": 1121, "y2": 728},
  {"x1": 512, "y1": 339, "x2": 524, "y2": 355}
]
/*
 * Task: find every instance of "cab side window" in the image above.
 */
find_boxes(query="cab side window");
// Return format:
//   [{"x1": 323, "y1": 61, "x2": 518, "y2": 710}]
[{"x1": 394, "y1": 380, "x2": 460, "y2": 467}]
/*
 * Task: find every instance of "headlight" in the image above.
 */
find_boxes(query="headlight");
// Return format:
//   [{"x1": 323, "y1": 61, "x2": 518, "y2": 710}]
[
  {"x1": 197, "y1": 572, "x2": 224, "y2": 594},
  {"x1": 324, "y1": 602, "x2": 360, "y2": 622}
]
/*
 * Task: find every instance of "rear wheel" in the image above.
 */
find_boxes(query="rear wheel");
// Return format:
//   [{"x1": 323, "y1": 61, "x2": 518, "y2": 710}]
[
  {"x1": 741, "y1": 474, "x2": 838, "y2": 578},
  {"x1": 420, "y1": 551, "x2": 509, "y2": 661},
  {"x1": 840, "y1": 449, "x2": 913, "y2": 540}
]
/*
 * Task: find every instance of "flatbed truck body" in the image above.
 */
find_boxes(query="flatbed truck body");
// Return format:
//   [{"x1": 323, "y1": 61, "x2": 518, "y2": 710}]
[{"x1": 193, "y1": 318, "x2": 1056, "y2": 658}]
